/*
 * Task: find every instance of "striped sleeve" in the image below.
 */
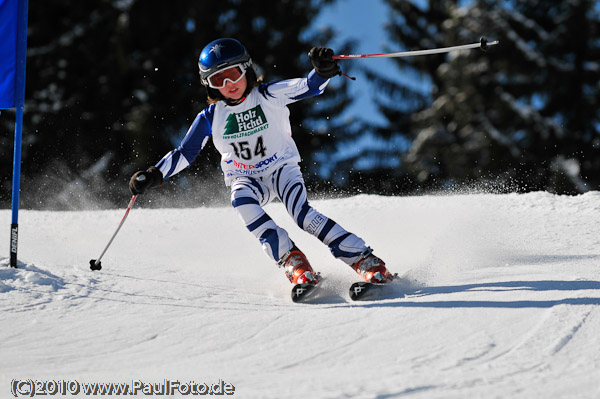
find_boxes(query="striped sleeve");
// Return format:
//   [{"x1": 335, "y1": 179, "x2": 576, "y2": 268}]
[
  {"x1": 156, "y1": 104, "x2": 214, "y2": 179},
  {"x1": 258, "y1": 70, "x2": 330, "y2": 107}
]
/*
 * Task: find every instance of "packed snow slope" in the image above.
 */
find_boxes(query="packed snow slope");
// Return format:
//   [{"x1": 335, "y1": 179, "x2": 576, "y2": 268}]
[{"x1": 1, "y1": 192, "x2": 600, "y2": 399}]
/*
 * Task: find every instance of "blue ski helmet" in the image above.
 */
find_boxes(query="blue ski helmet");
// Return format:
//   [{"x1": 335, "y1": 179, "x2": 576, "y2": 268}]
[{"x1": 198, "y1": 38, "x2": 252, "y2": 86}]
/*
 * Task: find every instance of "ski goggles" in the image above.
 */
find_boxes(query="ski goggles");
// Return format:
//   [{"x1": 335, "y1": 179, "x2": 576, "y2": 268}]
[{"x1": 206, "y1": 63, "x2": 249, "y2": 89}]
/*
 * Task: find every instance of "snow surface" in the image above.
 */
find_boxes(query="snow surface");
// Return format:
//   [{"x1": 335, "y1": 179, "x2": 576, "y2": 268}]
[{"x1": 2, "y1": 192, "x2": 600, "y2": 398}]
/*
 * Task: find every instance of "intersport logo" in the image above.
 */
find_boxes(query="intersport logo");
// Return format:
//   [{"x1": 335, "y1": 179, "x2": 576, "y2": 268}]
[{"x1": 224, "y1": 153, "x2": 279, "y2": 170}]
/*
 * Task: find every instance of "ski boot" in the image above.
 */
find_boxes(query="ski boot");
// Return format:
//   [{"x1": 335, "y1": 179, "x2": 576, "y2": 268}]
[
  {"x1": 278, "y1": 246, "x2": 321, "y2": 285},
  {"x1": 352, "y1": 248, "x2": 394, "y2": 283}
]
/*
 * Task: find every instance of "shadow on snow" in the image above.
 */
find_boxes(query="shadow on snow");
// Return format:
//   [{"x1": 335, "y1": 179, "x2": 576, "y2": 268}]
[{"x1": 353, "y1": 279, "x2": 600, "y2": 309}]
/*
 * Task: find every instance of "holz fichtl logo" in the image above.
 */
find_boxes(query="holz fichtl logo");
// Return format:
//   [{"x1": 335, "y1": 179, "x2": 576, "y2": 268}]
[{"x1": 223, "y1": 105, "x2": 268, "y2": 139}]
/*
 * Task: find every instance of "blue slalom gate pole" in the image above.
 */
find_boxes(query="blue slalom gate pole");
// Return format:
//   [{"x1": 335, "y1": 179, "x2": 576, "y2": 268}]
[
  {"x1": 10, "y1": 106, "x2": 24, "y2": 267},
  {"x1": 9, "y1": 0, "x2": 29, "y2": 268}
]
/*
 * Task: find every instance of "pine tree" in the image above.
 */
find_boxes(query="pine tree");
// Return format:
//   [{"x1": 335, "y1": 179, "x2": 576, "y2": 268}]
[
  {"x1": 374, "y1": 0, "x2": 600, "y2": 193},
  {"x1": 319, "y1": 0, "x2": 459, "y2": 194}
]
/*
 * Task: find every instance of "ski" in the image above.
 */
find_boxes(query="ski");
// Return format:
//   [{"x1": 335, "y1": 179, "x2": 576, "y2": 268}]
[
  {"x1": 349, "y1": 281, "x2": 386, "y2": 301},
  {"x1": 290, "y1": 272, "x2": 324, "y2": 303},
  {"x1": 349, "y1": 270, "x2": 412, "y2": 301},
  {"x1": 291, "y1": 282, "x2": 320, "y2": 303}
]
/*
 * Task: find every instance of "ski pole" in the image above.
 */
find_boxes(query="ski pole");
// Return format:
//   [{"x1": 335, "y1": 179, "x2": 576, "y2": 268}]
[
  {"x1": 89, "y1": 195, "x2": 137, "y2": 271},
  {"x1": 333, "y1": 37, "x2": 498, "y2": 60}
]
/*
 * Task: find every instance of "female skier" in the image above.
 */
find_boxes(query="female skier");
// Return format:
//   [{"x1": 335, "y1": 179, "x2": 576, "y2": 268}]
[{"x1": 129, "y1": 38, "x2": 393, "y2": 286}]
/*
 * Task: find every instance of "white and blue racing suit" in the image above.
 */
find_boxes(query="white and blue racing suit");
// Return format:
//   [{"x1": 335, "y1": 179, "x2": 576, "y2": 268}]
[{"x1": 155, "y1": 70, "x2": 368, "y2": 264}]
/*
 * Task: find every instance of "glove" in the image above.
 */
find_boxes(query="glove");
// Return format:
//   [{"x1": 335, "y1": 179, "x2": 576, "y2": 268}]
[
  {"x1": 308, "y1": 47, "x2": 340, "y2": 79},
  {"x1": 129, "y1": 166, "x2": 164, "y2": 195}
]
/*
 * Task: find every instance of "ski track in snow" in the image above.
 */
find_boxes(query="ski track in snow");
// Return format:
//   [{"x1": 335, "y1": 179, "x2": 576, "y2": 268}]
[{"x1": 1, "y1": 191, "x2": 600, "y2": 398}]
